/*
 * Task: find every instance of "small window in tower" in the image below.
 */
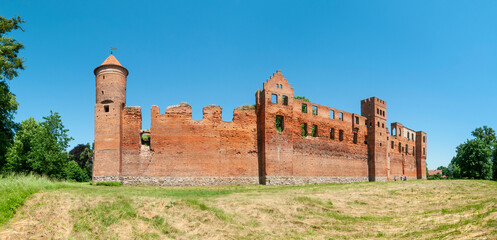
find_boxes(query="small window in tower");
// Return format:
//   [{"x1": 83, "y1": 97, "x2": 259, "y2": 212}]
[
  {"x1": 103, "y1": 75, "x2": 105, "y2": 79},
  {"x1": 330, "y1": 110, "x2": 335, "y2": 119},
  {"x1": 423, "y1": 147, "x2": 426, "y2": 155},
  {"x1": 282, "y1": 96, "x2": 288, "y2": 105},
  {"x1": 379, "y1": 142, "x2": 382, "y2": 147},
  {"x1": 330, "y1": 128, "x2": 335, "y2": 140},
  {"x1": 271, "y1": 94, "x2": 278, "y2": 104},
  {"x1": 102, "y1": 91, "x2": 104, "y2": 95},
  {"x1": 339, "y1": 112, "x2": 343, "y2": 121},
  {"x1": 364, "y1": 136, "x2": 367, "y2": 144},
  {"x1": 302, "y1": 123, "x2": 308, "y2": 137},
  {"x1": 377, "y1": 122, "x2": 380, "y2": 127},
  {"x1": 398, "y1": 142, "x2": 401, "y2": 153},
  {"x1": 355, "y1": 116, "x2": 359, "y2": 124},
  {"x1": 392, "y1": 128, "x2": 396, "y2": 136},
  {"x1": 382, "y1": 123, "x2": 385, "y2": 128},
  {"x1": 104, "y1": 105, "x2": 109, "y2": 112},
  {"x1": 423, "y1": 136, "x2": 426, "y2": 143},
  {"x1": 276, "y1": 84, "x2": 279, "y2": 88},
  {"x1": 312, "y1": 106, "x2": 318, "y2": 115},
  {"x1": 311, "y1": 125, "x2": 318, "y2": 137},
  {"x1": 391, "y1": 141, "x2": 394, "y2": 149},
  {"x1": 353, "y1": 132, "x2": 358, "y2": 144},
  {"x1": 406, "y1": 144, "x2": 408, "y2": 154},
  {"x1": 377, "y1": 108, "x2": 379, "y2": 114},
  {"x1": 302, "y1": 104, "x2": 307, "y2": 113},
  {"x1": 412, "y1": 133, "x2": 414, "y2": 141},
  {"x1": 339, "y1": 130, "x2": 344, "y2": 141},
  {"x1": 407, "y1": 133, "x2": 410, "y2": 140},
  {"x1": 276, "y1": 115, "x2": 284, "y2": 132},
  {"x1": 280, "y1": 84, "x2": 283, "y2": 89},
  {"x1": 413, "y1": 146, "x2": 415, "y2": 155}
]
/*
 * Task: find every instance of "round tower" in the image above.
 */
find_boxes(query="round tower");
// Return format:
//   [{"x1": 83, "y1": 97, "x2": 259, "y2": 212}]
[{"x1": 94, "y1": 54, "x2": 128, "y2": 106}]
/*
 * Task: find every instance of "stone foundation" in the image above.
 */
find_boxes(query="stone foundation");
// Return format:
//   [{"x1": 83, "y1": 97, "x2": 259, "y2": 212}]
[
  {"x1": 93, "y1": 176, "x2": 259, "y2": 186},
  {"x1": 264, "y1": 176, "x2": 369, "y2": 185}
]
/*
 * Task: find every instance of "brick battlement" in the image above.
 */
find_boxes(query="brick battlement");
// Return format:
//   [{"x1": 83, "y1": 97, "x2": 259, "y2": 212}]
[{"x1": 93, "y1": 55, "x2": 427, "y2": 185}]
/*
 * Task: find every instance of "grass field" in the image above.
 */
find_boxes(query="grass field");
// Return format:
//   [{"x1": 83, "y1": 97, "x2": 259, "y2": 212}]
[{"x1": 0, "y1": 177, "x2": 496, "y2": 239}]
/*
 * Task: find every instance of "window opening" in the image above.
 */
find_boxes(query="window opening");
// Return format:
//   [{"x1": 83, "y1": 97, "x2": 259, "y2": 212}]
[
  {"x1": 330, "y1": 110, "x2": 335, "y2": 119},
  {"x1": 377, "y1": 122, "x2": 380, "y2": 127},
  {"x1": 276, "y1": 84, "x2": 279, "y2": 88},
  {"x1": 377, "y1": 108, "x2": 379, "y2": 114},
  {"x1": 392, "y1": 128, "x2": 396, "y2": 136},
  {"x1": 423, "y1": 147, "x2": 426, "y2": 155},
  {"x1": 413, "y1": 146, "x2": 415, "y2": 155},
  {"x1": 339, "y1": 130, "x2": 344, "y2": 141},
  {"x1": 311, "y1": 125, "x2": 318, "y2": 137},
  {"x1": 104, "y1": 105, "x2": 109, "y2": 112},
  {"x1": 355, "y1": 116, "x2": 359, "y2": 124},
  {"x1": 391, "y1": 141, "x2": 394, "y2": 149},
  {"x1": 330, "y1": 128, "x2": 335, "y2": 140},
  {"x1": 282, "y1": 96, "x2": 288, "y2": 105},
  {"x1": 312, "y1": 106, "x2": 318, "y2": 115},
  {"x1": 423, "y1": 136, "x2": 426, "y2": 143},
  {"x1": 353, "y1": 132, "x2": 358, "y2": 144},
  {"x1": 398, "y1": 142, "x2": 401, "y2": 153},
  {"x1": 280, "y1": 84, "x2": 283, "y2": 89},
  {"x1": 103, "y1": 75, "x2": 105, "y2": 79},
  {"x1": 405, "y1": 144, "x2": 408, "y2": 154},
  {"x1": 339, "y1": 112, "x2": 343, "y2": 121},
  {"x1": 301, "y1": 123, "x2": 308, "y2": 137},
  {"x1": 302, "y1": 104, "x2": 307, "y2": 113},
  {"x1": 382, "y1": 123, "x2": 385, "y2": 128},
  {"x1": 271, "y1": 94, "x2": 278, "y2": 104},
  {"x1": 276, "y1": 115, "x2": 284, "y2": 132}
]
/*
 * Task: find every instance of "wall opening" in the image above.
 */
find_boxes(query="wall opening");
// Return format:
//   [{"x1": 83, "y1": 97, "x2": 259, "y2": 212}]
[
  {"x1": 302, "y1": 104, "x2": 307, "y2": 113},
  {"x1": 391, "y1": 141, "x2": 394, "y2": 149},
  {"x1": 312, "y1": 106, "x2": 318, "y2": 115},
  {"x1": 141, "y1": 133, "x2": 150, "y2": 146},
  {"x1": 311, "y1": 125, "x2": 318, "y2": 137},
  {"x1": 398, "y1": 142, "x2": 401, "y2": 153},
  {"x1": 339, "y1": 112, "x2": 343, "y2": 121},
  {"x1": 104, "y1": 105, "x2": 109, "y2": 112},
  {"x1": 301, "y1": 123, "x2": 308, "y2": 137},
  {"x1": 339, "y1": 130, "x2": 344, "y2": 141},
  {"x1": 413, "y1": 146, "x2": 415, "y2": 155},
  {"x1": 355, "y1": 116, "x2": 359, "y2": 124},
  {"x1": 330, "y1": 128, "x2": 335, "y2": 140},
  {"x1": 423, "y1": 136, "x2": 426, "y2": 143},
  {"x1": 330, "y1": 110, "x2": 335, "y2": 119},
  {"x1": 276, "y1": 115, "x2": 284, "y2": 132},
  {"x1": 282, "y1": 95, "x2": 288, "y2": 105},
  {"x1": 423, "y1": 147, "x2": 426, "y2": 155},
  {"x1": 353, "y1": 132, "x2": 358, "y2": 144},
  {"x1": 271, "y1": 94, "x2": 278, "y2": 104},
  {"x1": 382, "y1": 123, "x2": 385, "y2": 128},
  {"x1": 407, "y1": 133, "x2": 410, "y2": 140},
  {"x1": 405, "y1": 144, "x2": 408, "y2": 154},
  {"x1": 392, "y1": 128, "x2": 396, "y2": 136}
]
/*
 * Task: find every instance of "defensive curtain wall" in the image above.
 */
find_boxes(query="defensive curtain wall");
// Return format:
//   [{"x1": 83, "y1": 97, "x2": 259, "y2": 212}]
[{"x1": 93, "y1": 55, "x2": 427, "y2": 186}]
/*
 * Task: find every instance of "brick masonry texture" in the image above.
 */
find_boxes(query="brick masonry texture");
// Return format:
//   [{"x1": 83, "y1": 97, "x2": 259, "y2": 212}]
[{"x1": 93, "y1": 55, "x2": 428, "y2": 186}]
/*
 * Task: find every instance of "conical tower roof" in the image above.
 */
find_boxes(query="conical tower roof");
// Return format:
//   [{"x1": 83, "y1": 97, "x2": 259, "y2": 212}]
[
  {"x1": 94, "y1": 54, "x2": 128, "y2": 76},
  {"x1": 100, "y1": 54, "x2": 122, "y2": 66}
]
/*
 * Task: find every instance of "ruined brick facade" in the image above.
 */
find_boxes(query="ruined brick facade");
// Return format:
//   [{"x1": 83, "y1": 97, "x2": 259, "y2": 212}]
[{"x1": 93, "y1": 55, "x2": 427, "y2": 185}]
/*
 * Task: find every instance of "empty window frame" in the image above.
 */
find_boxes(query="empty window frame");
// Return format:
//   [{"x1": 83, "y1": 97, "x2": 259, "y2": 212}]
[
  {"x1": 330, "y1": 110, "x2": 335, "y2": 119},
  {"x1": 413, "y1": 146, "x2": 415, "y2": 155},
  {"x1": 271, "y1": 94, "x2": 278, "y2": 104},
  {"x1": 353, "y1": 132, "x2": 358, "y2": 144},
  {"x1": 276, "y1": 84, "x2": 279, "y2": 88},
  {"x1": 391, "y1": 141, "x2": 394, "y2": 149},
  {"x1": 382, "y1": 123, "x2": 385, "y2": 128},
  {"x1": 140, "y1": 133, "x2": 150, "y2": 146},
  {"x1": 302, "y1": 104, "x2": 307, "y2": 113},
  {"x1": 355, "y1": 116, "x2": 359, "y2": 124},
  {"x1": 276, "y1": 115, "x2": 284, "y2": 132},
  {"x1": 312, "y1": 106, "x2": 318, "y2": 115},
  {"x1": 423, "y1": 136, "x2": 426, "y2": 143},
  {"x1": 339, "y1": 112, "x2": 343, "y2": 121},
  {"x1": 405, "y1": 144, "x2": 408, "y2": 154},
  {"x1": 392, "y1": 128, "x2": 397, "y2": 136},
  {"x1": 104, "y1": 105, "x2": 109, "y2": 112},
  {"x1": 282, "y1": 95, "x2": 289, "y2": 106},
  {"x1": 302, "y1": 123, "x2": 308, "y2": 137},
  {"x1": 407, "y1": 133, "x2": 410, "y2": 140},
  {"x1": 311, "y1": 125, "x2": 318, "y2": 137},
  {"x1": 330, "y1": 128, "x2": 335, "y2": 140},
  {"x1": 377, "y1": 122, "x2": 380, "y2": 127},
  {"x1": 423, "y1": 147, "x2": 426, "y2": 155},
  {"x1": 398, "y1": 142, "x2": 401, "y2": 153},
  {"x1": 377, "y1": 108, "x2": 379, "y2": 114},
  {"x1": 339, "y1": 130, "x2": 344, "y2": 141},
  {"x1": 411, "y1": 133, "x2": 414, "y2": 141}
]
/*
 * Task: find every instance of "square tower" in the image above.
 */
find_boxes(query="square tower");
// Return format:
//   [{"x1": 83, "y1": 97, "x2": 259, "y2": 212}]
[{"x1": 361, "y1": 97, "x2": 388, "y2": 181}]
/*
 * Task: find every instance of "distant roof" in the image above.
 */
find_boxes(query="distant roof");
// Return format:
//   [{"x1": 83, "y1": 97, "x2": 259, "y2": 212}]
[
  {"x1": 428, "y1": 170, "x2": 442, "y2": 175},
  {"x1": 94, "y1": 54, "x2": 128, "y2": 76}
]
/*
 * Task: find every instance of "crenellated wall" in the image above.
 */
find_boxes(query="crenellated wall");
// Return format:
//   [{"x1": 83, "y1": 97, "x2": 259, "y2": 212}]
[{"x1": 93, "y1": 55, "x2": 428, "y2": 185}]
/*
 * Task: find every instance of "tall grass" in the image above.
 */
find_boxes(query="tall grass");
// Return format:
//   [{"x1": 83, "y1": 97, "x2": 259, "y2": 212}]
[{"x1": 0, "y1": 173, "x2": 67, "y2": 225}]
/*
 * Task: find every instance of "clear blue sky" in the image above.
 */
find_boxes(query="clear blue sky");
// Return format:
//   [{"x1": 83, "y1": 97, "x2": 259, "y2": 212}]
[{"x1": 2, "y1": 1, "x2": 497, "y2": 169}]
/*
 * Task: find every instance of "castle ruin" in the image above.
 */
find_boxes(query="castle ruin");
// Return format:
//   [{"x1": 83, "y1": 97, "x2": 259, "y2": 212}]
[{"x1": 93, "y1": 55, "x2": 427, "y2": 185}]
